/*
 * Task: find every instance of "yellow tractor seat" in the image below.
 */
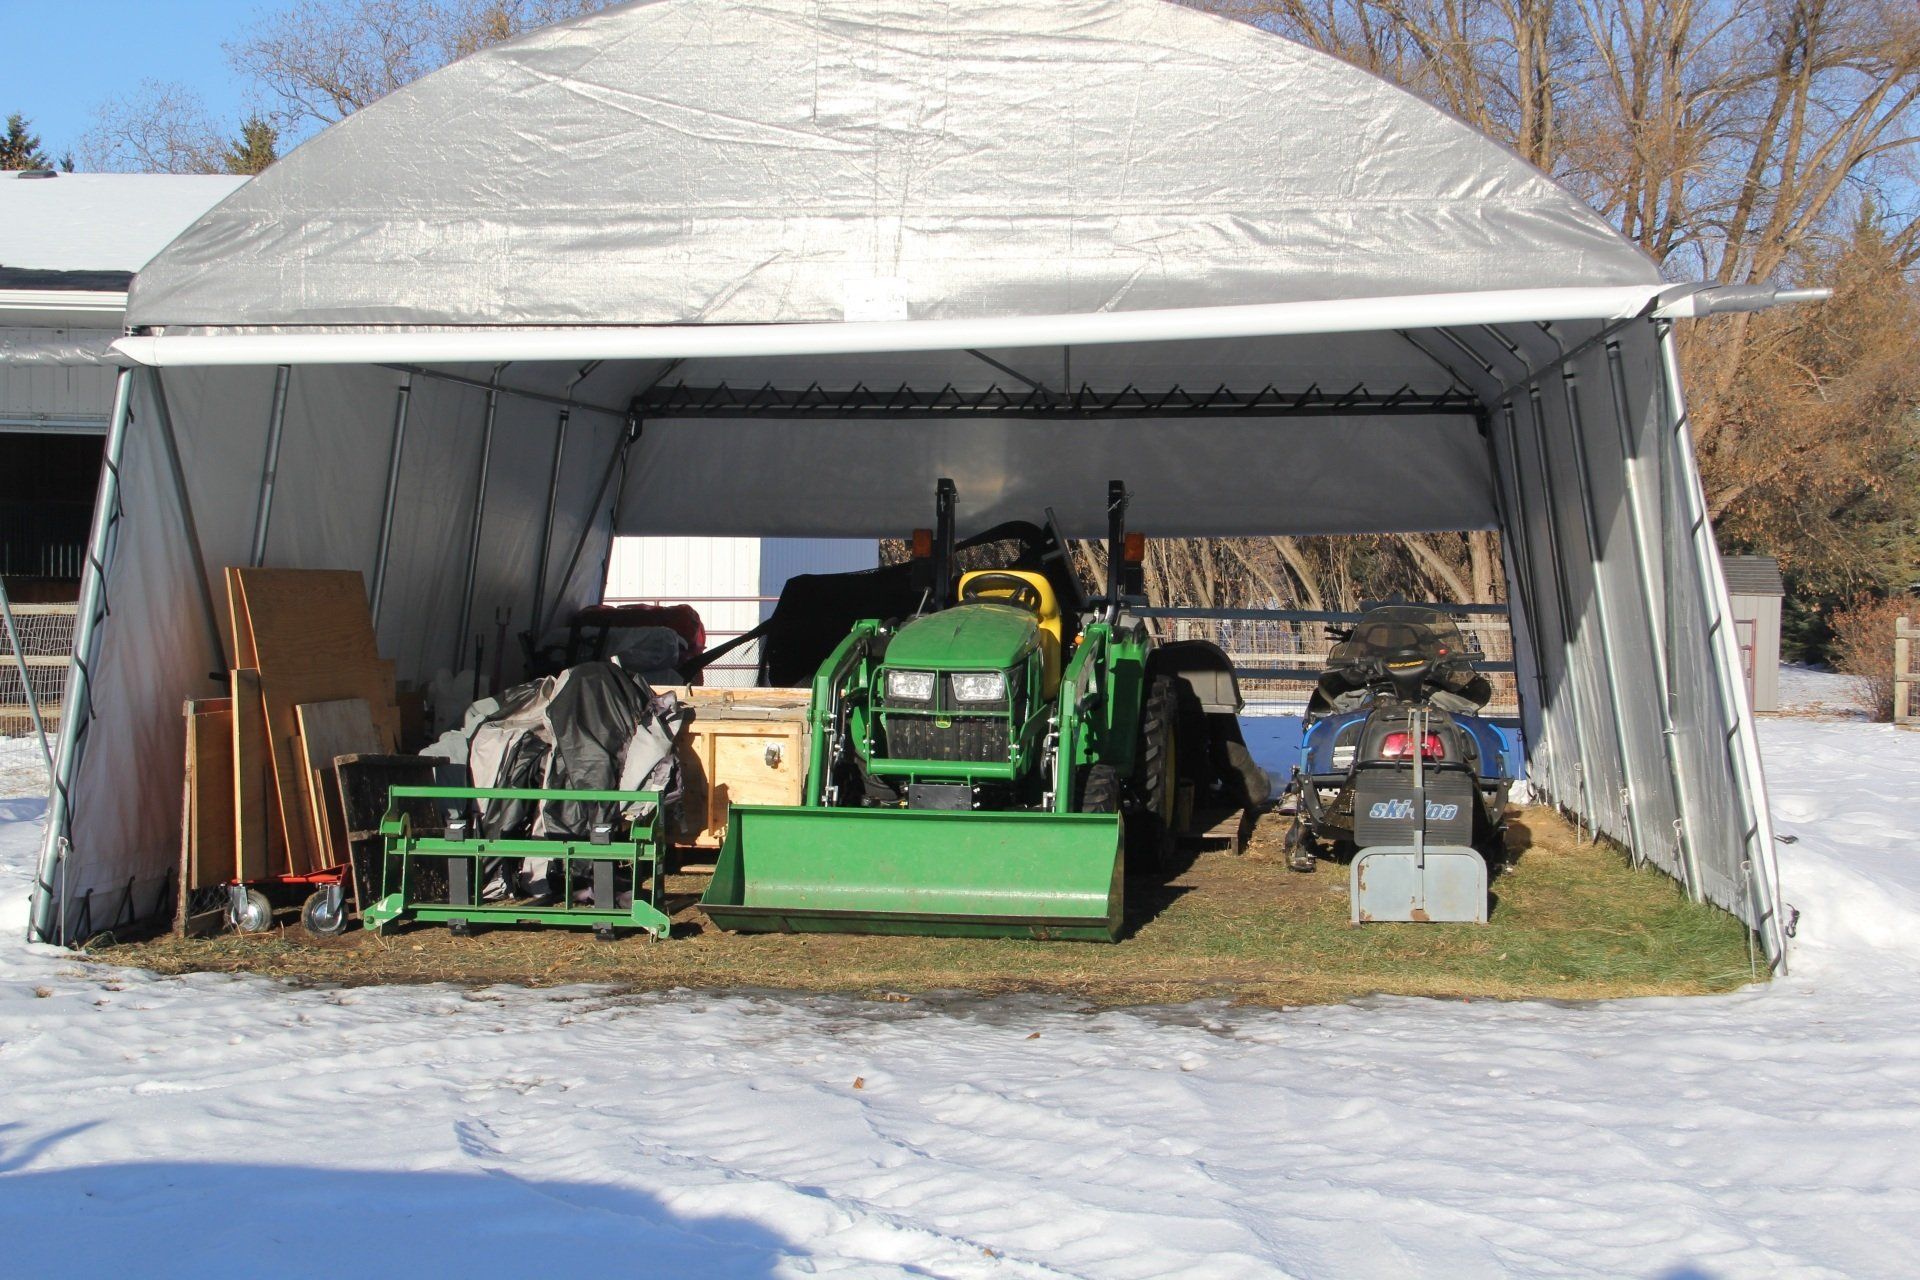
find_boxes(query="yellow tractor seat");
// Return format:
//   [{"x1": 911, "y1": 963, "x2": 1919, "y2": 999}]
[{"x1": 957, "y1": 569, "x2": 1064, "y2": 695}]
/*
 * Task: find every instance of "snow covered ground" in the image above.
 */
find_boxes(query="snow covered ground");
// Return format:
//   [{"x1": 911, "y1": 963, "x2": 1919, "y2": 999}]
[{"x1": 2, "y1": 672, "x2": 1918, "y2": 1278}]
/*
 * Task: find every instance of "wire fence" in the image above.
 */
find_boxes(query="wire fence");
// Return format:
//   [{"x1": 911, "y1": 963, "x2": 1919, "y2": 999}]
[
  {"x1": 1161, "y1": 611, "x2": 1520, "y2": 714},
  {"x1": 1, "y1": 603, "x2": 76, "y2": 737}
]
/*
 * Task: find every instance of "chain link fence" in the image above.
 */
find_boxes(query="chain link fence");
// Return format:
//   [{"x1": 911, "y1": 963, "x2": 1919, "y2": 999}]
[{"x1": 2, "y1": 603, "x2": 76, "y2": 737}]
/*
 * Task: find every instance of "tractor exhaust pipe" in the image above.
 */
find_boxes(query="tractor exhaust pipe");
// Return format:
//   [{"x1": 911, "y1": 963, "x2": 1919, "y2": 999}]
[
  {"x1": 934, "y1": 477, "x2": 957, "y2": 607},
  {"x1": 1105, "y1": 480, "x2": 1129, "y2": 624}
]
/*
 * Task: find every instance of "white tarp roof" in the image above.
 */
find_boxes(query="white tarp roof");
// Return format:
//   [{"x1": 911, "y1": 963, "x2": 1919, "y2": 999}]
[
  {"x1": 127, "y1": 0, "x2": 1656, "y2": 330},
  {"x1": 38, "y1": 0, "x2": 1786, "y2": 967}
]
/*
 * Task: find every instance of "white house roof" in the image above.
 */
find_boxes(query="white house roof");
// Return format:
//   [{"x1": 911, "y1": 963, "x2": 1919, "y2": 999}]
[{"x1": 0, "y1": 172, "x2": 249, "y2": 276}]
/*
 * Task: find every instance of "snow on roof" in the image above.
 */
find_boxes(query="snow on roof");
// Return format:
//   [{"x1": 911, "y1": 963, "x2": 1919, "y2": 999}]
[{"x1": 0, "y1": 172, "x2": 248, "y2": 275}]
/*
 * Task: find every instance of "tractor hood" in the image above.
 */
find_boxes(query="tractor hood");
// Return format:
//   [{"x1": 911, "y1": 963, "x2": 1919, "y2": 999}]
[{"x1": 885, "y1": 605, "x2": 1038, "y2": 672}]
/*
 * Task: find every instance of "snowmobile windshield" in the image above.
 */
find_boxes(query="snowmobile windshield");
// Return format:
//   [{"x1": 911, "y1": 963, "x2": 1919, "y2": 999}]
[{"x1": 1329, "y1": 606, "x2": 1471, "y2": 668}]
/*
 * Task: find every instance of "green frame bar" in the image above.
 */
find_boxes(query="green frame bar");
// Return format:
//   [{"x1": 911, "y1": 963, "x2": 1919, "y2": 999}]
[{"x1": 362, "y1": 785, "x2": 672, "y2": 938}]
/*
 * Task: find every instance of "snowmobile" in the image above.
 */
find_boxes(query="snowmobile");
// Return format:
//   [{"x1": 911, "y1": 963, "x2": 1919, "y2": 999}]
[{"x1": 1281, "y1": 606, "x2": 1514, "y2": 919}]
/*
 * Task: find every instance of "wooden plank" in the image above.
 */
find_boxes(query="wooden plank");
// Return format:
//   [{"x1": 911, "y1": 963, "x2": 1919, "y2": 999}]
[
  {"x1": 229, "y1": 670, "x2": 278, "y2": 881},
  {"x1": 225, "y1": 567, "x2": 256, "y2": 669},
  {"x1": 177, "y1": 712, "x2": 195, "y2": 937},
  {"x1": 186, "y1": 698, "x2": 237, "y2": 889},
  {"x1": 296, "y1": 699, "x2": 383, "y2": 867}
]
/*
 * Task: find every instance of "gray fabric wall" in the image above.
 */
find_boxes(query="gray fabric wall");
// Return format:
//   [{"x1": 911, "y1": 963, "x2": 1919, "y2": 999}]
[
  {"x1": 33, "y1": 318, "x2": 1787, "y2": 966},
  {"x1": 40, "y1": 364, "x2": 623, "y2": 942}
]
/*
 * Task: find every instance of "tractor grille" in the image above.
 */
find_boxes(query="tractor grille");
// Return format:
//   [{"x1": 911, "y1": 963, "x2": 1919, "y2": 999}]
[{"x1": 884, "y1": 715, "x2": 1010, "y2": 764}]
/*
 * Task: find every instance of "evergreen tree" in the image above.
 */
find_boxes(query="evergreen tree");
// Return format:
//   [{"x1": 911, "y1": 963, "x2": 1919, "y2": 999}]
[
  {"x1": 1, "y1": 113, "x2": 53, "y2": 170},
  {"x1": 221, "y1": 115, "x2": 279, "y2": 175}
]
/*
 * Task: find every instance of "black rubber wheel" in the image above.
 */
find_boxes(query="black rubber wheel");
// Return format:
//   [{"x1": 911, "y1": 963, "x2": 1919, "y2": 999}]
[
  {"x1": 1130, "y1": 676, "x2": 1181, "y2": 873},
  {"x1": 1075, "y1": 763, "x2": 1120, "y2": 814},
  {"x1": 230, "y1": 888, "x2": 274, "y2": 934},
  {"x1": 300, "y1": 888, "x2": 350, "y2": 937}
]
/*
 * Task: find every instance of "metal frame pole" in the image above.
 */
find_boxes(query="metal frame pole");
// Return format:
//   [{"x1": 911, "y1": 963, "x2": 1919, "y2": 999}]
[
  {"x1": 1434, "y1": 326, "x2": 1575, "y2": 808},
  {"x1": 1483, "y1": 405, "x2": 1564, "y2": 806},
  {"x1": 0, "y1": 576, "x2": 53, "y2": 784},
  {"x1": 1605, "y1": 338, "x2": 1704, "y2": 896},
  {"x1": 1655, "y1": 322, "x2": 1789, "y2": 971},
  {"x1": 1515, "y1": 386, "x2": 1598, "y2": 829},
  {"x1": 249, "y1": 365, "x2": 291, "y2": 567},
  {"x1": 146, "y1": 368, "x2": 227, "y2": 679},
  {"x1": 530, "y1": 405, "x2": 570, "y2": 644},
  {"x1": 1558, "y1": 366, "x2": 1654, "y2": 864},
  {"x1": 537, "y1": 416, "x2": 640, "y2": 640},
  {"x1": 30, "y1": 367, "x2": 135, "y2": 945},
  {"x1": 369, "y1": 374, "x2": 413, "y2": 628},
  {"x1": 454, "y1": 365, "x2": 506, "y2": 672}
]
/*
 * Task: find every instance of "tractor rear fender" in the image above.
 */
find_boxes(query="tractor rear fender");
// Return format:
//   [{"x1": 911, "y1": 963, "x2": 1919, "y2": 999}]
[{"x1": 1148, "y1": 639, "x2": 1245, "y2": 714}]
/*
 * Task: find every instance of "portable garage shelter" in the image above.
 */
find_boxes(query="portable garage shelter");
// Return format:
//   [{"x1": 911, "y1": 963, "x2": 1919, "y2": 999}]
[{"x1": 31, "y1": 0, "x2": 1798, "y2": 966}]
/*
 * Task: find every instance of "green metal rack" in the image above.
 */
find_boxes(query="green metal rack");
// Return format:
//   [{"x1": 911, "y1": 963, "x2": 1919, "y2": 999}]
[{"x1": 362, "y1": 785, "x2": 672, "y2": 940}]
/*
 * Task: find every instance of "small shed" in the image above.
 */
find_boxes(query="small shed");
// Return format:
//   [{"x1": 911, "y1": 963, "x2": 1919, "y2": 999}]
[{"x1": 1723, "y1": 556, "x2": 1785, "y2": 712}]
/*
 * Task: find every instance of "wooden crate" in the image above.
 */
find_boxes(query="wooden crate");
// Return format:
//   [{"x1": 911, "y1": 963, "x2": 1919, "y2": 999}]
[{"x1": 659, "y1": 686, "x2": 810, "y2": 849}]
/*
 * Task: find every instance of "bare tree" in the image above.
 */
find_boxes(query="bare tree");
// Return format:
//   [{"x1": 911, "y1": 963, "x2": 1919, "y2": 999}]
[
  {"x1": 228, "y1": 0, "x2": 615, "y2": 133},
  {"x1": 1192, "y1": 0, "x2": 1920, "y2": 594},
  {"x1": 75, "y1": 81, "x2": 227, "y2": 175}
]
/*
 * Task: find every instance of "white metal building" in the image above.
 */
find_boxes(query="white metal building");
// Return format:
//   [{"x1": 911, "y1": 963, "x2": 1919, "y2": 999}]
[
  {"x1": 605, "y1": 536, "x2": 878, "y2": 685},
  {"x1": 1, "y1": 172, "x2": 250, "y2": 430},
  {"x1": 2, "y1": 173, "x2": 248, "y2": 733}
]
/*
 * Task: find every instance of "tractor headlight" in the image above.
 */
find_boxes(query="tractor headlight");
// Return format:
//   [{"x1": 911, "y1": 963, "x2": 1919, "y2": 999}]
[
  {"x1": 886, "y1": 669, "x2": 936, "y2": 703},
  {"x1": 950, "y1": 671, "x2": 1008, "y2": 704}
]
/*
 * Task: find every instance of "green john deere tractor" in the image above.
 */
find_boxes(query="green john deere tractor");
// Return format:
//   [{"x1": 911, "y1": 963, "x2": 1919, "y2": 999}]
[{"x1": 700, "y1": 480, "x2": 1261, "y2": 941}]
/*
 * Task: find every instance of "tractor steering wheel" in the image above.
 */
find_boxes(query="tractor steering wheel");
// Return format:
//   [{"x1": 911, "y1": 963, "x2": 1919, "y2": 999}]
[{"x1": 960, "y1": 572, "x2": 1045, "y2": 615}]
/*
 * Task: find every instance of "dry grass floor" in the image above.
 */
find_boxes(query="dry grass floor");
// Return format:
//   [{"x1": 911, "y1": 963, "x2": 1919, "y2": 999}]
[{"x1": 96, "y1": 805, "x2": 1758, "y2": 1007}]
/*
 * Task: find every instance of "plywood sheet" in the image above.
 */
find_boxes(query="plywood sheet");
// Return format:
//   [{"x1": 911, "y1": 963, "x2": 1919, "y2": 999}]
[
  {"x1": 184, "y1": 697, "x2": 236, "y2": 890},
  {"x1": 297, "y1": 699, "x2": 383, "y2": 868},
  {"x1": 233, "y1": 569, "x2": 382, "y2": 670},
  {"x1": 226, "y1": 569, "x2": 399, "y2": 876}
]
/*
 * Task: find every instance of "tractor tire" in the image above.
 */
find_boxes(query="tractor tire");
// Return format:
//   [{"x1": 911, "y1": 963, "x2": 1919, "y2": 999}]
[
  {"x1": 1075, "y1": 763, "x2": 1120, "y2": 814},
  {"x1": 1130, "y1": 676, "x2": 1182, "y2": 874}
]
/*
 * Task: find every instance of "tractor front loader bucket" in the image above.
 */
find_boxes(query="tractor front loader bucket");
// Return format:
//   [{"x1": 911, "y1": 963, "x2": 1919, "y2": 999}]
[{"x1": 700, "y1": 806, "x2": 1125, "y2": 941}]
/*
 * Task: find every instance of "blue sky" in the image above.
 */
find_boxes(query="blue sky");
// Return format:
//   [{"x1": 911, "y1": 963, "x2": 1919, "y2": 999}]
[{"x1": 4, "y1": 1, "x2": 263, "y2": 158}]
